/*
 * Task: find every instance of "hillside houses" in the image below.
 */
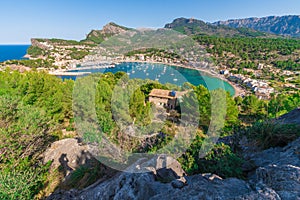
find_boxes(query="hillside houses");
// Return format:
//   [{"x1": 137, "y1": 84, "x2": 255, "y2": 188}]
[{"x1": 229, "y1": 74, "x2": 274, "y2": 99}]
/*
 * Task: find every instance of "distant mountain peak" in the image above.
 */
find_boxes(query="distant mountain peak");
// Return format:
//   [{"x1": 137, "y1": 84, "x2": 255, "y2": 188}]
[
  {"x1": 214, "y1": 15, "x2": 300, "y2": 37},
  {"x1": 83, "y1": 22, "x2": 132, "y2": 44},
  {"x1": 101, "y1": 22, "x2": 130, "y2": 35},
  {"x1": 165, "y1": 17, "x2": 207, "y2": 29},
  {"x1": 164, "y1": 17, "x2": 271, "y2": 38}
]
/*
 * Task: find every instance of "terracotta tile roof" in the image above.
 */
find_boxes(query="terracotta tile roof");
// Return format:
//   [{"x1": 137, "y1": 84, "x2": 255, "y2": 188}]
[
  {"x1": 149, "y1": 89, "x2": 174, "y2": 99},
  {"x1": 149, "y1": 89, "x2": 186, "y2": 99}
]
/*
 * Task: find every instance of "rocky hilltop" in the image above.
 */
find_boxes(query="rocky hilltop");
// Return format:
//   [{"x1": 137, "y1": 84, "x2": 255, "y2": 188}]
[
  {"x1": 164, "y1": 17, "x2": 273, "y2": 37},
  {"x1": 30, "y1": 22, "x2": 132, "y2": 48},
  {"x1": 82, "y1": 22, "x2": 132, "y2": 44},
  {"x1": 47, "y1": 108, "x2": 300, "y2": 200},
  {"x1": 214, "y1": 15, "x2": 300, "y2": 37}
]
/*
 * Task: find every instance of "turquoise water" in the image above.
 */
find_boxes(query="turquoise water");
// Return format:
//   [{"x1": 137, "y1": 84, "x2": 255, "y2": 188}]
[
  {"x1": 0, "y1": 45, "x2": 30, "y2": 62},
  {"x1": 66, "y1": 62, "x2": 235, "y2": 95}
]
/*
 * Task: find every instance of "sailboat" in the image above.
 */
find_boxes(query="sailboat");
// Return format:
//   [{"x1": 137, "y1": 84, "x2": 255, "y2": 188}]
[
  {"x1": 173, "y1": 75, "x2": 178, "y2": 82},
  {"x1": 155, "y1": 75, "x2": 159, "y2": 81}
]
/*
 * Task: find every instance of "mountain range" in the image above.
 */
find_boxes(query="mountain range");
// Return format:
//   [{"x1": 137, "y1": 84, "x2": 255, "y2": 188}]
[
  {"x1": 81, "y1": 15, "x2": 300, "y2": 45},
  {"x1": 164, "y1": 17, "x2": 273, "y2": 38},
  {"x1": 213, "y1": 15, "x2": 300, "y2": 37}
]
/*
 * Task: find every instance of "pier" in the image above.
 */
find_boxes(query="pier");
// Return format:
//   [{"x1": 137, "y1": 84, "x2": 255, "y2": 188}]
[
  {"x1": 49, "y1": 71, "x2": 92, "y2": 76},
  {"x1": 70, "y1": 64, "x2": 115, "y2": 71},
  {"x1": 49, "y1": 63, "x2": 115, "y2": 77}
]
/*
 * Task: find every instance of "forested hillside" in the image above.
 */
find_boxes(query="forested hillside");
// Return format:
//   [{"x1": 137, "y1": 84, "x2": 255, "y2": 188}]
[{"x1": 0, "y1": 70, "x2": 299, "y2": 198}]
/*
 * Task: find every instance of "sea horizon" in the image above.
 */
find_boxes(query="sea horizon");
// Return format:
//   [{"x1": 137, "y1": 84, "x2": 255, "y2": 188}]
[
  {"x1": 0, "y1": 44, "x2": 30, "y2": 45},
  {"x1": 0, "y1": 45, "x2": 30, "y2": 62}
]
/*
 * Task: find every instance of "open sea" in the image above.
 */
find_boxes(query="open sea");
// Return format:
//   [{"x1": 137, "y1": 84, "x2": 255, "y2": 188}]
[{"x1": 0, "y1": 45, "x2": 30, "y2": 62}]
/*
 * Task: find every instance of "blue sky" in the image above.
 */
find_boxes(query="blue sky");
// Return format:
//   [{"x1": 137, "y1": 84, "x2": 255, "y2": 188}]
[{"x1": 0, "y1": 0, "x2": 299, "y2": 44}]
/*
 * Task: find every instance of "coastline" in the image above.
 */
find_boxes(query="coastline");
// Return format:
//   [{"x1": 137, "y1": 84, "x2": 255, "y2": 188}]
[
  {"x1": 23, "y1": 54, "x2": 32, "y2": 59},
  {"x1": 52, "y1": 58, "x2": 246, "y2": 97},
  {"x1": 117, "y1": 59, "x2": 246, "y2": 97}
]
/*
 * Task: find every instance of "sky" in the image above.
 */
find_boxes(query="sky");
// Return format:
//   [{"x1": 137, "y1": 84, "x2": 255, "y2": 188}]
[{"x1": 0, "y1": 0, "x2": 299, "y2": 44}]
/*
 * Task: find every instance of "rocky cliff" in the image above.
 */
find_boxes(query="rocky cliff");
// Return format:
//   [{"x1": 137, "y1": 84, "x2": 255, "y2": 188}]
[
  {"x1": 47, "y1": 136, "x2": 300, "y2": 199},
  {"x1": 83, "y1": 22, "x2": 132, "y2": 44},
  {"x1": 47, "y1": 107, "x2": 300, "y2": 200},
  {"x1": 214, "y1": 15, "x2": 300, "y2": 37}
]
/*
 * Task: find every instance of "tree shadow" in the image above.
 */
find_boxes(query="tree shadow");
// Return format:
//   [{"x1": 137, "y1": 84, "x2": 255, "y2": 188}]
[
  {"x1": 58, "y1": 153, "x2": 73, "y2": 177},
  {"x1": 51, "y1": 150, "x2": 118, "y2": 194}
]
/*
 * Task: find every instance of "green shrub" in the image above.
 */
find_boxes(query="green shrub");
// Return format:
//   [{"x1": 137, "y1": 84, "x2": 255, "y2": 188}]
[
  {"x1": 197, "y1": 143, "x2": 244, "y2": 179},
  {"x1": 0, "y1": 160, "x2": 51, "y2": 200},
  {"x1": 0, "y1": 169, "x2": 39, "y2": 199},
  {"x1": 246, "y1": 120, "x2": 300, "y2": 149},
  {"x1": 65, "y1": 162, "x2": 107, "y2": 189},
  {"x1": 27, "y1": 46, "x2": 46, "y2": 58},
  {"x1": 178, "y1": 140, "x2": 244, "y2": 178}
]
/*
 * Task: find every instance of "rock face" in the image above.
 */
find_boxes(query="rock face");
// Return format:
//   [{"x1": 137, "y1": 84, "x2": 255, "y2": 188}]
[
  {"x1": 47, "y1": 137, "x2": 300, "y2": 200},
  {"x1": 278, "y1": 107, "x2": 300, "y2": 125},
  {"x1": 84, "y1": 22, "x2": 131, "y2": 44},
  {"x1": 43, "y1": 138, "x2": 118, "y2": 192},
  {"x1": 247, "y1": 138, "x2": 300, "y2": 199},
  {"x1": 101, "y1": 22, "x2": 129, "y2": 35},
  {"x1": 43, "y1": 138, "x2": 89, "y2": 175},
  {"x1": 214, "y1": 15, "x2": 300, "y2": 37},
  {"x1": 31, "y1": 38, "x2": 52, "y2": 50},
  {"x1": 47, "y1": 155, "x2": 188, "y2": 200}
]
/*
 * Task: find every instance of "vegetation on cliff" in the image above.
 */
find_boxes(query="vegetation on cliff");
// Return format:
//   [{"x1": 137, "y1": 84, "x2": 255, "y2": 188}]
[
  {"x1": 194, "y1": 35, "x2": 300, "y2": 70},
  {"x1": 164, "y1": 17, "x2": 274, "y2": 38},
  {"x1": 0, "y1": 70, "x2": 73, "y2": 199},
  {"x1": 0, "y1": 69, "x2": 299, "y2": 198}
]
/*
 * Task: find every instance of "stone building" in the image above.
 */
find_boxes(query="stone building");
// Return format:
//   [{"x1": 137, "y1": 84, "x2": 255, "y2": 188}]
[{"x1": 149, "y1": 89, "x2": 184, "y2": 110}]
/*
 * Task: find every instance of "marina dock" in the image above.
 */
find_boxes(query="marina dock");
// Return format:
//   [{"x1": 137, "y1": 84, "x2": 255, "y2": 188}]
[
  {"x1": 49, "y1": 71, "x2": 92, "y2": 76},
  {"x1": 71, "y1": 64, "x2": 115, "y2": 71}
]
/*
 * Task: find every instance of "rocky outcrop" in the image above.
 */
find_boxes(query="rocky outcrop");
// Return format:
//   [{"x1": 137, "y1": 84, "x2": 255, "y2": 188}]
[
  {"x1": 101, "y1": 22, "x2": 130, "y2": 35},
  {"x1": 278, "y1": 107, "x2": 300, "y2": 125},
  {"x1": 214, "y1": 15, "x2": 300, "y2": 37},
  {"x1": 46, "y1": 109, "x2": 300, "y2": 199},
  {"x1": 85, "y1": 22, "x2": 132, "y2": 44},
  {"x1": 47, "y1": 136, "x2": 300, "y2": 200},
  {"x1": 43, "y1": 138, "x2": 90, "y2": 175},
  {"x1": 246, "y1": 137, "x2": 300, "y2": 199},
  {"x1": 31, "y1": 38, "x2": 52, "y2": 50},
  {"x1": 47, "y1": 154, "x2": 188, "y2": 200}
]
